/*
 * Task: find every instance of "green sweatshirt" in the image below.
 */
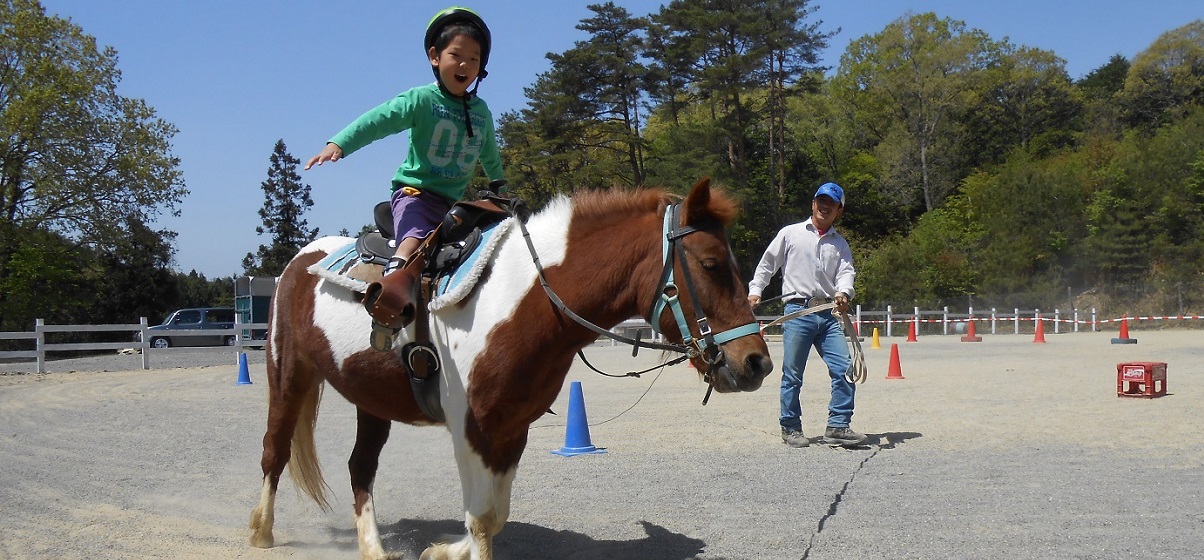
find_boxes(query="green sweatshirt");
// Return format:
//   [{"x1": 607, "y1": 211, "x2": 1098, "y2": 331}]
[{"x1": 329, "y1": 82, "x2": 504, "y2": 203}]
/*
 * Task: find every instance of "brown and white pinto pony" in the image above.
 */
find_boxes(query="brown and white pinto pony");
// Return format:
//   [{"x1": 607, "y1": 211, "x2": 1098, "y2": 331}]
[{"x1": 248, "y1": 178, "x2": 773, "y2": 560}]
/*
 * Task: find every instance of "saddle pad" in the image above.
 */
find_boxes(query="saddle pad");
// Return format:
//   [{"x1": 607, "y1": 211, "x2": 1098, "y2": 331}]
[
  {"x1": 430, "y1": 218, "x2": 514, "y2": 311},
  {"x1": 307, "y1": 241, "x2": 371, "y2": 293}
]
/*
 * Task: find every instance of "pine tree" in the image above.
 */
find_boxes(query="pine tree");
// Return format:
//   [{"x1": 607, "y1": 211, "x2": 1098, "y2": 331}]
[{"x1": 243, "y1": 140, "x2": 318, "y2": 276}]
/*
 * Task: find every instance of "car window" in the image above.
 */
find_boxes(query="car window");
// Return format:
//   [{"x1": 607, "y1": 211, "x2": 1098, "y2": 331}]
[
  {"x1": 175, "y1": 310, "x2": 202, "y2": 325},
  {"x1": 208, "y1": 310, "x2": 235, "y2": 323}
]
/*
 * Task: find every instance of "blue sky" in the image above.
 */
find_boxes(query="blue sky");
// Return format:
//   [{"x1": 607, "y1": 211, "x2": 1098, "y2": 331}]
[{"x1": 38, "y1": 0, "x2": 1203, "y2": 278}]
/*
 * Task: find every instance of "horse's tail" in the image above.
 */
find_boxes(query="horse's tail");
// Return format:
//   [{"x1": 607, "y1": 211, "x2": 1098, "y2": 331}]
[{"x1": 287, "y1": 378, "x2": 332, "y2": 511}]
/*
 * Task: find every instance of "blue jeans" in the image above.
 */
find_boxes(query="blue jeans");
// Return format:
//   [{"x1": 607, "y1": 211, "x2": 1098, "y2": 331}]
[{"x1": 780, "y1": 303, "x2": 855, "y2": 431}]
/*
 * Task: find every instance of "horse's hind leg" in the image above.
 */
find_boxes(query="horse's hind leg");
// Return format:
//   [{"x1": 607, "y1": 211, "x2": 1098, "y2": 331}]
[
  {"x1": 249, "y1": 348, "x2": 319, "y2": 549},
  {"x1": 349, "y1": 409, "x2": 393, "y2": 560}
]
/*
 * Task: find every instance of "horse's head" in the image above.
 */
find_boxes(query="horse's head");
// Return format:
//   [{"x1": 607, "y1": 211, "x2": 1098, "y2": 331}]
[{"x1": 651, "y1": 178, "x2": 773, "y2": 393}]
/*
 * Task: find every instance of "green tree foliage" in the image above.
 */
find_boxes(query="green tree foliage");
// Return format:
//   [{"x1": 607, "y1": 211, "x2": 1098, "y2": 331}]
[
  {"x1": 649, "y1": 0, "x2": 806, "y2": 186},
  {"x1": 86, "y1": 216, "x2": 180, "y2": 323},
  {"x1": 243, "y1": 139, "x2": 317, "y2": 277},
  {"x1": 0, "y1": 0, "x2": 186, "y2": 329},
  {"x1": 1118, "y1": 20, "x2": 1204, "y2": 129},
  {"x1": 497, "y1": 3, "x2": 651, "y2": 206},
  {"x1": 1077, "y1": 54, "x2": 1130, "y2": 137},
  {"x1": 503, "y1": 8, "x2": 1204, "y2": 313},
  {"x1": 963, "y1": 45, "x2": 1083, "y2": 163},
  {"x1": 834, "y1": 13, "x2": 996, "y2": 213},
  {"x1": 173, "y1": 271, "x2": 234, "y2": 312}
]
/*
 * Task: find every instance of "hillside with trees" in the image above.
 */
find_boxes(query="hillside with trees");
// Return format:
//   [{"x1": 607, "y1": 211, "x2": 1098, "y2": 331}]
[
  {"x1": 2, "y1": 0, "x2": 1201, "y2": 332},
  {"x1": 497, "y1": 2, "x2": 1204, "y2": 315}
]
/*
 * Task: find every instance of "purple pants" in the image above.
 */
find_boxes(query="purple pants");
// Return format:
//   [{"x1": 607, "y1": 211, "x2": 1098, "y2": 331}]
[{"x1": 390, "y1": 188, "x2": 452, "y2": 242}]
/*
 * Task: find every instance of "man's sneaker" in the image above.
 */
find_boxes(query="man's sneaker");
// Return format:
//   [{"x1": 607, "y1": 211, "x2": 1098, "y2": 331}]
[
  {"x1": 822, "y1": 426, "x2": 868, "y2": 447},
  {"x1": 781, "y1": 428, "x2": 810, "y2": 448}
]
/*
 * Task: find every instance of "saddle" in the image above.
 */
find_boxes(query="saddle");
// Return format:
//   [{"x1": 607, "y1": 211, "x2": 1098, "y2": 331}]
[
  {"x1": 359, "y1": 191, "x2": 520, "y2": 423},
  {"x1": 355, "y1": 198, "x2": 505, "y2": 276}
]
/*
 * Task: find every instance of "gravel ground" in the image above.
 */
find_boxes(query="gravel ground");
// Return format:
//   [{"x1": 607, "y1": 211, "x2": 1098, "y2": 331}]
[{"x1": 1, "y1": 331, "x2": 1202, "y2": 559}]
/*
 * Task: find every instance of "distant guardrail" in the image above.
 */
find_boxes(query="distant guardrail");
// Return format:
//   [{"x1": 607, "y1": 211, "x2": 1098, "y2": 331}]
[
  {"x1": 0, "y1": 317, "x2": 268, "y2": 373},
  {"x1": 610, "y1": 305, "x2": 1176, "y2": 340},
  {"x1": 5, "y1": 305, "x2": 1187, "y2": 373}
]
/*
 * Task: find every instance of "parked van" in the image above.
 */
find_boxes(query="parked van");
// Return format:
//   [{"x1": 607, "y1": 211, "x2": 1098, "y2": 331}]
[{"x1": 139, "y1": 307, "x2": 237, "y2": 348}]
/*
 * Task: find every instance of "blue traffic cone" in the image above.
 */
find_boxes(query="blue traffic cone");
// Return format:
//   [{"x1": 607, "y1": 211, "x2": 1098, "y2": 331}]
[
  {"x1": 236, "y1": 352, "x2": 252, "y2": 385},
  {"x1": 551, "y1": 381, "x2": 606, "y2": 457}
]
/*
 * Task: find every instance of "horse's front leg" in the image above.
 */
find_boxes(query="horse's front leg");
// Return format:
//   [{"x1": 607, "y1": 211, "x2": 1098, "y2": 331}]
[
  {"x1": 421, "y1": 436, "x2": 520, "y2": 560},
  {"x1": 350, "y1": 409, "x2": 395, "y2": 560}
]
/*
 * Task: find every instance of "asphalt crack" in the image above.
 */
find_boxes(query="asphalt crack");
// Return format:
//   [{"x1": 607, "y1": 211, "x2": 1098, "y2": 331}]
[{"x1": 799, "y1": 446, "x2": 881, "y2": 560}]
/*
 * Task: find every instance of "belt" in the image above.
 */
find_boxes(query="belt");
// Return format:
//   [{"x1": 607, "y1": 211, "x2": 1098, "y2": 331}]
[{"x1": 785, "y1": 295, "x2": 832, "y2": 307}]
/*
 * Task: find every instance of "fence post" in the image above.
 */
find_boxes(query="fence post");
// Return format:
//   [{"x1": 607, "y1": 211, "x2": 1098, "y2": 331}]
[
  {"x1": 991, "y1": 308, "x2": 997, "y2": 334},
  {"x1": 886, "y1": 305, "x2": 893, "y2": 338},
  {"x1": 140, "y1": 317, "x2": 152, "y2": 369},
  {"x1": 234, "y1": 313, "x2": 244, "y2": 350},
  {"x1": 855, "y1": 304, "x2": 862, "y2": 337},
  {"x1": 1054, "y1": 309, "x2": 1060, "y2": 334},
  {"x1": 914, "y1": 306, "x2": 920, "y2": 337},
  {"x1": 1035, "y1": 309, "x2": 1041, "y2": 335},
  {"x1": 1073, "y1": 308, "x2": 1079, "y2": 333},
  {"x1": 140, "y1": 317, "x2": 150, "y2": 370},
  {"x1": 1092, "y1": 308, "x2": 1098, "y2": 332},
  {"x1": 942, "y1": 306, "x2": 949, "y2": 335},
  {"x1": 35, "y1": 318, "x2": 46, "y2": 374},
  {"x1": 1014, "y1": 308, "x2": 1020, "y2": 334}
]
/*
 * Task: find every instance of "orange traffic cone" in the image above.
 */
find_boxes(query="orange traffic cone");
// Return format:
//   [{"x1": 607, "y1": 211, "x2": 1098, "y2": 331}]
[
  {"x1": 1033, "y1": 317, "x2": 1046, "y2": 343},
  {"x1": 870, "y1": 327, "x2": 881, "y2": 349},
  {"x1": 885, "y1": 343, "x2": 905, "y2": 379},
  {"x1": 960, "y1": 319, "x2": 982, "y2": 342},
  {"x1": 906, "y1": 321, "x2": 918, "y2": 342},
  {"x1": 1111, "y1": 314, "x2": 1137, "y2": 344}
]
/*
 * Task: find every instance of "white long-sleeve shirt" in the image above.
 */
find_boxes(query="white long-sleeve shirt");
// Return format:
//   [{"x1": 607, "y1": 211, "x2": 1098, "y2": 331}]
[{"x1": 748, "y1": 218, "x2": 856, "y2": 301}]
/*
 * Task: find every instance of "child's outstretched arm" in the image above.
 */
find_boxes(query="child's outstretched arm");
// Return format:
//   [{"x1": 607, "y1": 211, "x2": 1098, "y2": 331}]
[{"x1": 304, "y1": 142, "x2": 344, "y2": 170}]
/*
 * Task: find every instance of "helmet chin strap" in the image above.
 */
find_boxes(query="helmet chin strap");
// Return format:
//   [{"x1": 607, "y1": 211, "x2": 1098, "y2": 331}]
[{"x1": 435, "y1": 77, "x2": 483, "y2": 138}]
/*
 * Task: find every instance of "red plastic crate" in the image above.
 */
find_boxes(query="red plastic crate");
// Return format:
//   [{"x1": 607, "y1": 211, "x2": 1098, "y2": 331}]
[{"x1": 1116, "y1": 362, "x2": 1167, "y2": 398}]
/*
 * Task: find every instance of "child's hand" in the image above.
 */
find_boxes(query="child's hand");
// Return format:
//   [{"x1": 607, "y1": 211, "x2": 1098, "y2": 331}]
[{"x1": 304, "y1": 143, "x2": 343, "y2": 170}]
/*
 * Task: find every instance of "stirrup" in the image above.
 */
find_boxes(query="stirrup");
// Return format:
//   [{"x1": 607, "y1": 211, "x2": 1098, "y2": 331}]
[
  {"x1": 363, "y1": 273, "x2": 416, "y2": 330},
  {"x1": 384, "y1": 255, "x2": 406, "y2": 274},
  {"x1": 370, "y1": 321, "x2": 397, "y2": 351}
]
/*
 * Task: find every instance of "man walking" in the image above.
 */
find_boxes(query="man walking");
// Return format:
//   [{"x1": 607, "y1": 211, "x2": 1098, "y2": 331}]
[{"x1": 748, "y1": 182, "x2": 866, "y2": 448}]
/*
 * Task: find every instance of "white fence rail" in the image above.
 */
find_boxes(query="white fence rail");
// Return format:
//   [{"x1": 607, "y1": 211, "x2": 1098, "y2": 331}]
[
  {"x1": 612, "y1": 305, "x2": 1193, "y2": 340},
  {"x1": 6, "y1": 305, "x2": 1193, "y2": 372},
  {"x1": 0, "y1": 317, "x2": 268, "y2": 373}
]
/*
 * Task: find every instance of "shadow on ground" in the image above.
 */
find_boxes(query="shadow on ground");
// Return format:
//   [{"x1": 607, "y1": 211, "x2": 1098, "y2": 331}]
[
  {"x1": 870, "y1": 431, "x2": 922, "y2": 449},
  {"x1": 354, "y1": 517, "x2": 714, "y2": 559}
]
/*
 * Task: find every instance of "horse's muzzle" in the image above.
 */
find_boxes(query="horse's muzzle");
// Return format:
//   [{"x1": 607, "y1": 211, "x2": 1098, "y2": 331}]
[{"x1": 709, "y1": 352, "x2": 773, "y2": 393}]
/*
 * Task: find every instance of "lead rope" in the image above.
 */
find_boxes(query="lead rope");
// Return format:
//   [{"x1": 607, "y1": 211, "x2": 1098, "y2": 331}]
[
  {"x1": 841, "y1": 313, "x2": 868, "y2": 384},
  {"x1": 760, "y1": 302, "x2": 867, "y2": 385}
]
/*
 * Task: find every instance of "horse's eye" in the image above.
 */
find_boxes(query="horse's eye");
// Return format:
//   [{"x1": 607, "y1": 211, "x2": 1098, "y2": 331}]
[{"x1": 700, "y1": 258, "x2": 719, "y2": 271}]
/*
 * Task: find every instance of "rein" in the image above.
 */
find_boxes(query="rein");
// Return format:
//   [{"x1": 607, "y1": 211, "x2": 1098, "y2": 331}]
[{"x1": 496, "y1": 194, "x2": 760, "y2": 397}]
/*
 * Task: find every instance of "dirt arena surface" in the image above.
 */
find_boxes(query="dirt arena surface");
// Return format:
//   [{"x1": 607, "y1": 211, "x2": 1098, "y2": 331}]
[{"x1": 2, "y1": 330, "x2": 1202, "y2": 559}]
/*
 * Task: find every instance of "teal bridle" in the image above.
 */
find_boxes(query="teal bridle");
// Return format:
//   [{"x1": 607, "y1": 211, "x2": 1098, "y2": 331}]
[
  {"x1": 648, "y1": 203, "x2": 762, "y2": 395},
  {"x1": 512, "y1": 197, "x2": 761, "y2": 398}
]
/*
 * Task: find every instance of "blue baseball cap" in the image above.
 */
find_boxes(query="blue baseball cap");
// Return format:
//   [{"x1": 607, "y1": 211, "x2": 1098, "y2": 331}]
[{"x1": 813, "y1": 182, "x2": 845, "y2": 206}]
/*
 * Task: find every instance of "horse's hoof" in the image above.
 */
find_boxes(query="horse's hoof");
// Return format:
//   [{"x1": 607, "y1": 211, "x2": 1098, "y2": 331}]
[
  {"x1": 248, "y1": 532, "x2": 274, "y2": 549},
  {"x1": 248, "y1": 509, "x2": 274, "y2": 548},
  {"x1": 419, "y1": 543, "x2": 449, "y2": 560}
]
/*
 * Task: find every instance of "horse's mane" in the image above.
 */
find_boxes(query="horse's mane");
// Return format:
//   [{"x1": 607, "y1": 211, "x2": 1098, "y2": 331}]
[{"x1": 568, "y1": 184, "x2": 740, "y2": 227}]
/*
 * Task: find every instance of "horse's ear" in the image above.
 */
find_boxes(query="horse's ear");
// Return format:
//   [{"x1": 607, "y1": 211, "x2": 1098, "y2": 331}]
[
  {"x1": 682, "y1": 177, "x2": 713, "y2": 225},
  {"x1": 682, "y1": 177, "x2": 737, "y2": 227}
]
